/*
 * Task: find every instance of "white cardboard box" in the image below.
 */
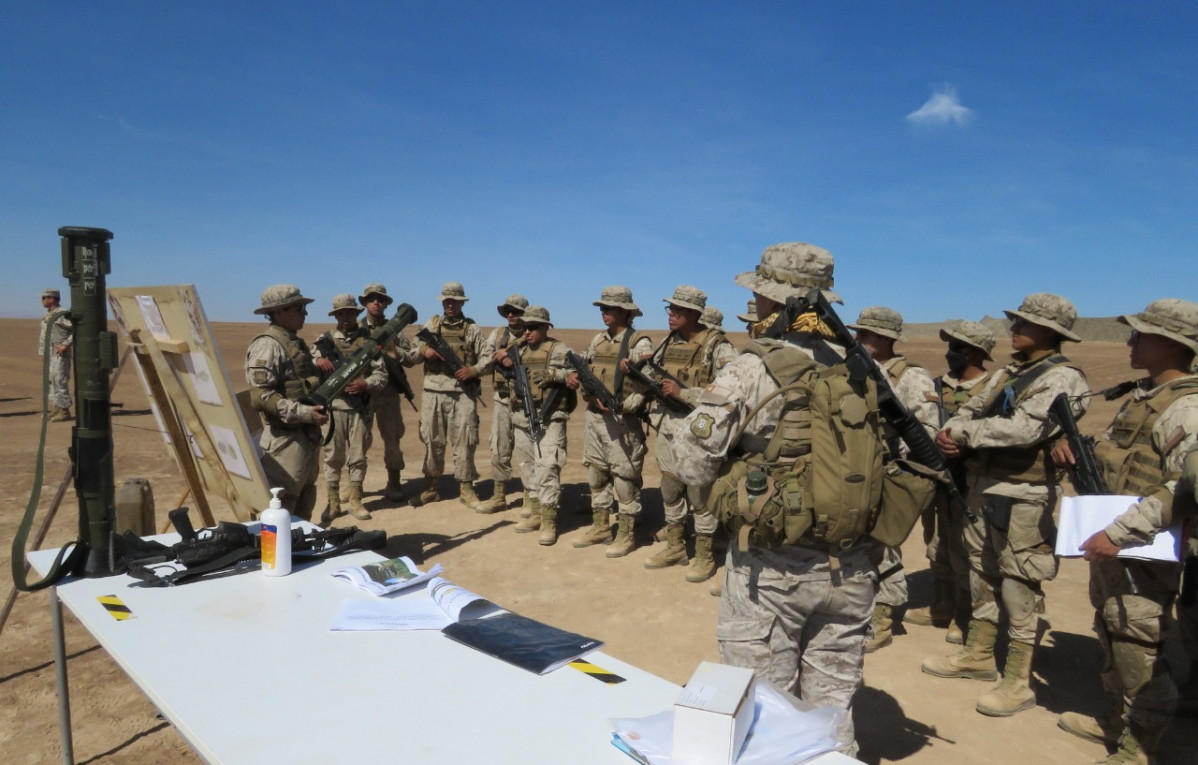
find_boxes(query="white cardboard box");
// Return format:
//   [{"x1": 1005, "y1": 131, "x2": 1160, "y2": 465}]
[{"x1": 672, "y1": 661, "x2": 757, "y2": 765}]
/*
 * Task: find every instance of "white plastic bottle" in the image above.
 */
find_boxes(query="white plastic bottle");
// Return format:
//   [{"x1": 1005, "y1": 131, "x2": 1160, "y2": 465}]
[{"x1": 260, "y1": 487, "x2": 292, "y2": 577}]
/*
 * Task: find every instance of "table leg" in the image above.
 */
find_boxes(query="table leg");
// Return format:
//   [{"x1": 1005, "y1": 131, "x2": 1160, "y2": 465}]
[{"x1": 51, "y1": 586, "x2": 74, "y2": 765}]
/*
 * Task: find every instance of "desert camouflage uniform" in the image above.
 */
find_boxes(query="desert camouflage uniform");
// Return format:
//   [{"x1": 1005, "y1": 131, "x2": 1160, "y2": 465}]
[
  {"x1": 417, "y1": 313, "x2": 485, "y2": 483},
  {"x1": 1179, "y1": 446, "x2": 1198, "y2": 715},
  {"x1": 364, "y1": 310, "x2": 420, "y2": 474},
  {"x1": 480, "y1": 322, "x2": 526, "y2": 485},
  {"x1": 510, "y1": 329, "x2": 574, "y2": 511},
  {"x1": 311, "y1": 325, "x2": 389, "y2": 484},
  {"x1": 39, "y1": 304, "x2": 73, "y2": 410}
]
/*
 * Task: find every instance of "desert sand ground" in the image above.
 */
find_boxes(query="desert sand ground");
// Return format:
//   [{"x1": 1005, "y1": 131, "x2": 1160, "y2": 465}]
[{"x1": 1, "y1": 316, "x2": 1194, "y2": 764}]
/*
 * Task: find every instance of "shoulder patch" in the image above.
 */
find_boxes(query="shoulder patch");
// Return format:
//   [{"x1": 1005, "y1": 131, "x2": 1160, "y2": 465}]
[{"x1": 690, "y1": 412, "x2": 715, "y2": 440}]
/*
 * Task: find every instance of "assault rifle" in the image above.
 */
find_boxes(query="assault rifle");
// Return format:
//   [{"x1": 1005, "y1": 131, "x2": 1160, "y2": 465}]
[
  {"x1": 566, "y1": 351, "x2": 619, "y2": 414},
  {"x1": 416, "y1": 327, "x2": 483, "y2": 399},
  {"x1": 505, "y1": 345, "x2": 546, "y2": 453},
  {"x1": 625, "y1": 359, "x2": 694, "y2": 414},
  {"x1": 304, "y1": 304, "x2": 418, "y2": 409},
  {"x1": 767, "y1": 287, "x2": 976, "y2": 522}
]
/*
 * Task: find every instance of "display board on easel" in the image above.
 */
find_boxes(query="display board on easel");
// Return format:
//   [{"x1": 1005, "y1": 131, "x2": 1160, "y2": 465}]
[{"x1": 107, "y1": 285, "x2": 269, "y2": 522}]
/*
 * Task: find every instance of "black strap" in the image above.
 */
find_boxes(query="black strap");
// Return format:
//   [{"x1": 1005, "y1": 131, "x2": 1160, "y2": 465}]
[
  {"x1": 612, "y1": 328, "x2": 634, "y2": 401},
  {"x1": 979, "y1": 354, "x2": 1068, "y2": 418}
]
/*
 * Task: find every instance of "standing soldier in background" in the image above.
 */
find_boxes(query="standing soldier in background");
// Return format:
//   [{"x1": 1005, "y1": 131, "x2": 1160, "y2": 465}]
[
  {"x1": 477, "y1": 294, "x2": 529, "y2": 514},
  {"x1": 506, "y1": 307, "x2": 575, "y2": 546},
  {"x1": 1178, "y1": 446, "x2": 1198, "y2": 720},
  {"x1": 848, "y1": 307, "x2": 939, "y2": 653},
  {"x1": 924, "y1": 293, "x2": 1089, "y2": 718},
  {"x1": 416, "y1": 282, "x2": 486, "y2": 509},
  {"x1": 360, "y1": 283, "x2": 419, "y2": 504},
  {"x1": 671, "y1": 242, "x2": 880, "y2": 755},
  {"x1": 1052, "y1": 300, "x2": 1198, "y2": 764},
  {"x1": 245, "y1": 285, "x2": 329, "y2": 521},
  {"x1": 736, "y1": 299, "x2": 757, "y2": 333},
  {"x1": 39, "y1": 288, "x2": 74, "y2": 422},
  {"x1": 905, "y1": 321, "x2": 997, "y2": 645},
  {"x1": 568, "y1": 286, "x2": 653, "y2": 557},
  {"x1": 644, "y1": 286, "x2": 736, "y2": 583},
  {"x1": 312, "y1": 294, "x2": 389, "y2": 524}
]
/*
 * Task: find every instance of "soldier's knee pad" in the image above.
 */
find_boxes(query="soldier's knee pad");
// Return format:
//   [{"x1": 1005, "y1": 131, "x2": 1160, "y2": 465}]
[
  {"x1": 1110, "y1": 637, "x2": 1162, "y2": 697},
  {"x1": 660, "y1": 473, "x2": 685, "y2": 507},
  {"x1": 588, "y1": 465, "x2": 611, "y2": 491},
  {"x1": 613, "y1": 476, "x2": 639, "y2": 505},
  {"x1": 1001, "y1": 577, "x2": 1040, "y2": 629}
]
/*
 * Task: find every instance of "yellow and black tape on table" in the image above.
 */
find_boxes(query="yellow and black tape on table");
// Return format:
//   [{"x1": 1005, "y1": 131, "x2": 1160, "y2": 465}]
[
  {"x1": 97, "y1": 594, "x2": 134, "y2": 621},
  {"x1": 569, "y1": 659, "x2": 625, "y2": 684}
]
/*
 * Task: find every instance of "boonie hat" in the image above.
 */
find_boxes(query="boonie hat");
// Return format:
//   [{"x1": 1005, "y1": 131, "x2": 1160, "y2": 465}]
[
  {"x1": 701, "y1": 306, "x2": 724, "y2": 331},
  {"x1": 734, "y1": 242, "x2": 841, "y2": 305},
  {"x1": 41, "y1": 288, "x2": 61, "y2": 299},
  {"x1": 593, "y1": 286, "x2": 643, "y2": 318},
  {"x1": 359, "y1": 283, "x2": 393, "y2": 306},
  {"x1": 497, "y1": 293, "x2": 529, "y2": 317},
  {"x1": 329, "y1": 293, "x2": 363, "y2": 316},
  {"x1": 849, "y1": 306, "x2": 905, "y2": 342},
  {"x1": 519, "y1": 305, "x2": 553, "y2": 328},
  {"x1": 663, "y1": 285, "x2": 706, "y2": 313},
  {"x1": 1004, "y1": 293, "x2": 1081, "y2": 343},
  {"x1": 736, "y1": 299, "x2": 757, "y2": 324},
  {"x1": 254, "y1": 284, "x2": 314, "y2": 315},
  {"x1": 439, "y1": 282, "x2": 469, "y2": 302},
  {"x1": 1118, "y1": 299, "x2": 1198, "y2": 355},
  {"x1": 939, "y1": 320, "x2": 996, "y2": 361}
]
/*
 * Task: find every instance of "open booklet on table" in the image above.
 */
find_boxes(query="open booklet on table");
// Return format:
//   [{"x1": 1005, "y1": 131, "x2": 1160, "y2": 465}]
[
  {"x1": 330, "y1": 555, "x2": 444, "y2": 596},
  {"x1": 331, "y1": 575, "x2": 603, "y2": 675}
]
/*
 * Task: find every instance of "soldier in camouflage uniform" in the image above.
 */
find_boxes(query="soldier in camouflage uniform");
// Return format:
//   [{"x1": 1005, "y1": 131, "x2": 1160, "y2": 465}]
[
  {"x1": 1178, "y1": 446, "x2": 1198, "y2": 721},
  {"x1": 416, "y1": 282, "x2": 486, "y2": 509},
  {"x1": 924, "y1": 293, "x2": 1090, "y2": 718},
  {"x1": 736, "y1": 299, "x2": 757, "y2": 332},
  {"x1": 360, "y1": 283, "x2": 420, "y2": 504},
  {"x1": 39, "y1": 288, "x2": 74, "y2": 422},
  {"x1": 245, "y1": 285, "x2": 329, "y2": 521},
  {"x1": 1052, "y1": 299, "x2": 1198, "y2": 764},
  {"x1": 644, "y1": 286, "x2": 737, "y2": 582},
  {"x1": 476, "y1": 294, "x2": 529, "y2": 514},
  {"x1": 567, "y1": 286, "x2": 652, "y2": 556},
  {"x1": 670, "y1": 242, "x2": 873, "y2": 754},
  {"x1": 504, "y1": 307, "x2": 575, "y2": 546},
  {"x1": 905, "y1": 321, "x2": 997, "y2": 645},
  {"x1": 848, "y1": 307, "x2": 940, "y2": 653},
  {"x1": 312, "y1": 294, "x2": 390, "y2": 524}
]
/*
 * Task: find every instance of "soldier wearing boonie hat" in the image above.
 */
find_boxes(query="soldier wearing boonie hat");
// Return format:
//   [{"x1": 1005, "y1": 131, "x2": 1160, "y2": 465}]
[
  {"x1": 736, "y1": 299, "x2": 757, "y2": 330},
  {"x1": 925, "y1": 292, "x2": 1090, "y2": 718},
  {"x1": 245, "y1": 284, "x2": 328, "y2": 521},
  {"x1": 643, "y1": 285, "x2": 736, "y2": 582},
  {"x1": 359, "y1": 282, "x2": 420, "y2": 504},
  {"x1": 905, "y1": 320, "x2": 999, "y2": 644},
  {"x1": 568, "y1": 286, "x2": 654, "y2": 556},
  {"x1": 849, "y1": 307, "x2": 940, "y2": 653},
  {"x1": 475, "y1": 293, "x2": 531, "y2": 514},
  {"x1": 1054, "y1": 298, "x2": 1198, "y2": 760},
  {"x1": 668, "y1": 241, "x2": 878, "y2": 753},
  {"x1": 507, "y1": 306, "x2": 576, "y2": 546},
  {"x1": 39, "y1": 287, "x2": 74, "y2": 421},
  {"x1": 312, "y1": 294, "x2": 389, "y2": 524},
  {"x1": 415, "y1": 281, "x2": 486, "y2": 509}
]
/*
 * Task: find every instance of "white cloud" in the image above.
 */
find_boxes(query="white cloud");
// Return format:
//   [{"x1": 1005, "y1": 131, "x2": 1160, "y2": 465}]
[{"x1": 906, "y1": 84, "x2": 974, "y2": 126}]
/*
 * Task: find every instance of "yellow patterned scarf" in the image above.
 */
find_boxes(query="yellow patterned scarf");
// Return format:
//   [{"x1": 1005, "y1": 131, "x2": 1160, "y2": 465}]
[{"x1": 750, "y1": 310, "x2": 835, "y2": 340}]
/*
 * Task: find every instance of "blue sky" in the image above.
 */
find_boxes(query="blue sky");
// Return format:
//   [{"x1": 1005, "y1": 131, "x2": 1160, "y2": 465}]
[{"x1": 3, "y1": 2, "x2": 1196, "y2": 330}]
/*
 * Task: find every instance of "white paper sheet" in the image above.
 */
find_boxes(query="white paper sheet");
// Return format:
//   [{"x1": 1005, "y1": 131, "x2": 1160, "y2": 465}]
[
  {"x1": 184, "y1": 352, "x2": 223, "y2": 405},
  {"x1": 1056, "y1": 495, "x2": 1182, "y2": 562},
  {"x1": 330, "y1": 599, "x2": 452, "y2": 631}
]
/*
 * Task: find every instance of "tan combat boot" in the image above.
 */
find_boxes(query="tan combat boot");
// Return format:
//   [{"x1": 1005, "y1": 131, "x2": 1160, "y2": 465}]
[
  {"x1": 685, "y1": 533, "x2": 716, "y2": 582},
  {"x1": 573, "y1": 507, "x2": 612, "y2": 548},
  {"x1": 538, "y1": 505, "x2": 558, "y2": 546},
  {"x1": 319, "y1": 480, "x2": 343, "y2": 526},
  {"x1": 865, "y1": 603, "x2": 895, "y2": 653},
  {"x1": 346, "y1": 480, "x2": 372, "y2": 520},
  {"x1": 49, "y1": 407, "x2": 72, "y2": 422},
  {"x1": 976, "y1": 639, "x2": 1037, "y2": 716},
  {"x1": 709, "y1": 577, "x2": 723, "y2": 597},
  {"x1": 418, "y1": 477, "x2": 439, "y2": 505},
  {"x1": 1096, "y1": 725, "x2": 1153, "y2": 765},
  {"x1": 644, "y1": 522, "x2": 687, "y2": 569},
  {"x1": 477, "y1": 480, "x2": 509, "y2": 514},
  {"x1": 459, "y1": 481, "x2": 484, "y2": 511},
  {"x1": 519, "y1": 492, "x2": 535, "y2": 519},
  {"x1": 905, "y1": 579, "x2": 956, "y2": 627},
  {"x1": 515, "y1": 497, "x2": 542, "y2": 533},
  {"x1": 921, "y1": 619, "x2": 999, "y2": 681},
  {"x1": 383, "y1": 469, "x2": 407, "y2": 503},
  {"x1": 1057, "y1": 711, "x2": 1121, "y2": 747},
  {"x1": 605, "y1": 515, "x2": 636, "y2": 558}
]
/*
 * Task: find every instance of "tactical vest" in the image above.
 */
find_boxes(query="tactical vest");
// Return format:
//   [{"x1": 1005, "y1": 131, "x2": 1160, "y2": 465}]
[
  {"x1": 658, "y1": 328, "x2": 716, "y2": 387},
  {"x1": 590, "y1": 328, "x2": 649, "y2": 403},
  {"x1": 1095, "y1": 378, "x2": 1198, "y2": 497},
  {"x1": 881, "y1": 357, "x2": 924, "y2": 454},
  {"x1": 708, "y1": 339, "x2": 888, "y2": 550},
  {"x1": 424, "y1": 316, "x2": 478, "y2": 377},
  {"x1": 966, "y1": 354, "x2": 1077, "y2": 485},
  {"x1": 492, "y1": 327, "x2": 524, "y2": 397},
  {"x1": 250, "y1": 325, "x2": 320, "y2": 415},
  {"x1": 938, "y1": 371, "x2": 993, "y2": 418},
  {"x1": 518, "y1": 340, "x2": 575, "y2": 415}
]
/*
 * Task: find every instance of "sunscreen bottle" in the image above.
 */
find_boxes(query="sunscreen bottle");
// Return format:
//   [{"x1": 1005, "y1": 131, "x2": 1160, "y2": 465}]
[{"x1": 260, "y1": 487, "x2": 292, "y2": 577}]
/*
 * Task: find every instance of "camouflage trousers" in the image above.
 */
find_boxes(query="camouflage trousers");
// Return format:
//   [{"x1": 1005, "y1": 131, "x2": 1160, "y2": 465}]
[
  {"x1": 582, "y1": 409, "x2": 645, "y2": 517},
  {"x1": 717, "y1": 543, "x2": 875, "y2": 754},
  {"x1": 513, "y1": 420, "x2": 567, "y2": 509},
  {"x1": 419, "y1": 390, "x2": 479, "y2": 482},
  {"x1": 489, "y1": 398, "x2": 515, "y2": 483},
  {"x1": 259, "y1": 423, "x2": 321, "y2": 520},
  {"x1": 655, "y1": 417, "x2": 716, "y2": 534},
  {"x1": 45, "y1": 351, "x2": 72, "y2": 410},
  {"x1": 370, "y1": 385, "x2": 406, "y2": 472},
  {"x1": 1090, "y1": 559, "x2": 1180, "y2": 746},
  {"x1": 322, "y1": 406, "x2": 372, "y2": 484},
  {"x1": 874, "y1": 544, "x2": 907, "y2": 608},
  {"x1": 963, "y1": 489, "x2": 1058, "y2": 643}
]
